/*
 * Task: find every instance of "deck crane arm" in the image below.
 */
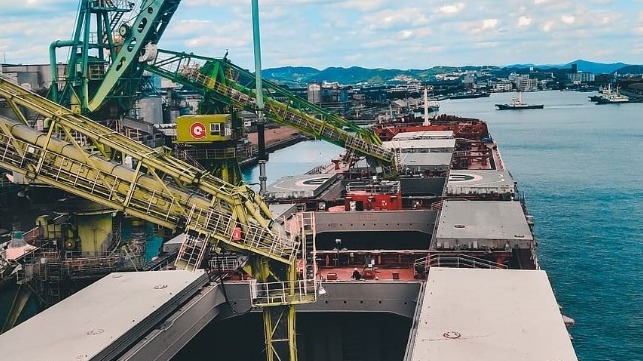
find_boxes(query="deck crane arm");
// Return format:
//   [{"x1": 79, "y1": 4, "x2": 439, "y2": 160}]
[
  {"x1": 0, "y1": 77, "x2": 313, "y2": 361},
  {"x1": 145, "y1": 49, "x2": 397, "y2": 168}
]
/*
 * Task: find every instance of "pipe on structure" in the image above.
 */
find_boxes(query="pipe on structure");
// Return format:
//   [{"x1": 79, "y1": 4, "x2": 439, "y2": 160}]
[
  {"x1": 251, "y1": 0, "x2": 268, "y2": 194},
  {"x1": 49, "y1": 40, "x2": 81, "y2": 103}
]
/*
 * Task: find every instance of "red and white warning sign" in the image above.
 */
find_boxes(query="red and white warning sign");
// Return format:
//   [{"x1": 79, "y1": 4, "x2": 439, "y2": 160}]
[{"x1": 189, "y1": 122, "x2": 206, "y2": 139}]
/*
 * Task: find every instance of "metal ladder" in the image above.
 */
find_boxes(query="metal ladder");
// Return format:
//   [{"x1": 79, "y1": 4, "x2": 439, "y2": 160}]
[{"x1": 300, "y1": 212, "x2": 317, "y2": 280}]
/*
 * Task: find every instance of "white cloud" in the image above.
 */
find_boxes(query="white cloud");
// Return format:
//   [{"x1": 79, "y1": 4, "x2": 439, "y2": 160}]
[
  {"x1": 482, "y1": 19, "x2": 499, "y2": 29},
  {"x1": 170, "y1": 20, "x2": 212, "y2": 35},
  {"x1": 517, "y1": 16, "x2": 532, "y2": 28},
  {"x1": 438, "y1": 3, "x2": 465, "y2": 15},
  {"x1": 338, "y1": 0, "x2": 386, "y2": 11},
  {"x1": 399, "y1": 30, "x2": 414, "y2": 39},
  {"x1": 361, "y1": 8, "x2": 429, "y2": 30},
  {"x1": 472, "y1": 41, "x2": 499, "y2": 49},
  {"x1": 561, "y1": 15, "x2": 576, "y2": 25},
  {"x1": 1, "y1": 0, "x2": 642, "y2": 69},
  {"x1": 541, "y1": 20, "x2": 556, "y2": 32}
]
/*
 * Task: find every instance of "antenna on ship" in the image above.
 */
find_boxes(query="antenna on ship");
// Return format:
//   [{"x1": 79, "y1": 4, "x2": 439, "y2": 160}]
[{"x1": 423, "y1": 86, "x2": 430, "y2": 126}]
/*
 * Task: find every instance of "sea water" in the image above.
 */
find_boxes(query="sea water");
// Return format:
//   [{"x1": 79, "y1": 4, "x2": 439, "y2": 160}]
[{"x1": 243, "y1": 90, "x2": 643, "y2": 361}]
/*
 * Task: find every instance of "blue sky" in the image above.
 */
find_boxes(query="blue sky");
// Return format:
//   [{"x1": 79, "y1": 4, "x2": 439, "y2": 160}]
[{"x1": 0, "y1": 0, "x2": 642, "y2": 70}]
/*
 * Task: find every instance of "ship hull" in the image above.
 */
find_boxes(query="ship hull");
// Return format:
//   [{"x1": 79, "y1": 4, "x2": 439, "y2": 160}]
[{"x1": 495, "y1": 104, "x2": 544, "y2": 110}]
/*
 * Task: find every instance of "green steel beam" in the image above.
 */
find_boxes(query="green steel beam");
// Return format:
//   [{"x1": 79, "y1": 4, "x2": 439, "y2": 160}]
[
  {"x1": 145, "y1": 49, "x2": 396, "y2": 165},
  {"x1": 87, "y1": 0, "x2": 181, "y2": 112},
  {"x1": 53, "y1": 0, "x2": 180, "y2": 117}
]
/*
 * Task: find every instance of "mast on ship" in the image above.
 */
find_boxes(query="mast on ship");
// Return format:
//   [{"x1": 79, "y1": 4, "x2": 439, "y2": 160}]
[{"x1": 423, "y1": 86, "x2": 430, "y2": 126}]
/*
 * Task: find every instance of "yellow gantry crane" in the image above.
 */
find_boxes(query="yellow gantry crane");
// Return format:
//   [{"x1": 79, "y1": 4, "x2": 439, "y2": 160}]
[
  {"x1": 0, "y1": 77, "x2": 315, "y2": 360},
  {"x1": 44, "y1": 0, "x2": 313, "y2": 356},
  {"x1": 36, "y1": 1, "x2": 396, "y2": 359}
]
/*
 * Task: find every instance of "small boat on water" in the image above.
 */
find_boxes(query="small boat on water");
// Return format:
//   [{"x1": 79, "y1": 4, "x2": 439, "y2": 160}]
[
  {"x1": 495, "y1": 92, "x2": 544, "y2": 110},
  {"x1": 593, "y1": 84, "x2": 629, "y2": 104}
]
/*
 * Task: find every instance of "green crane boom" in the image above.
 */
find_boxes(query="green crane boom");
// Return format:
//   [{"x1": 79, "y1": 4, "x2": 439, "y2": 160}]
[{"x1": 146, "y1": 49, "x2": 397, "y2": 167}]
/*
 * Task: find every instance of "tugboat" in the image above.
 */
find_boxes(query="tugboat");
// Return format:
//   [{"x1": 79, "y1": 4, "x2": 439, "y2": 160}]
[
  {"x1": 495, "y1": 92, "x2": 544, "y2": 110},
  {"x1": 594, "y1": 84, "x2": 629, "y2": 104}
]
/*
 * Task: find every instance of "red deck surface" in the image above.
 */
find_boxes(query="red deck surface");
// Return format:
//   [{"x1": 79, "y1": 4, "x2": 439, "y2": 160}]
[{"x1": 318, "y1": 266, "x2": 418, "y2": 282}]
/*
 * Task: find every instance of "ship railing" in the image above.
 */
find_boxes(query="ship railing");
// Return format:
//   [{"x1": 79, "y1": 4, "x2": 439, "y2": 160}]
[
  {"x1": 15, "y1": 248, "x2": 38, "y2": 285},
  {"x1": 179, "y1": 147, "x2": 240, "y2": 160},
  {"x1": 306, "y1": 165, "x2": 326, "y2": 175},
  {"x1": 249, "y1": 279, "x2": 317, "y2": 307},
  {"x1": 61, "y1": 253, "x2": 123, "y2": 278},
  {"x1": 414, "y1": 253, "x2": 507, "y2": 271},
  {"x1": 346, "y1": 180, "x2": 400, "y2": 194},
  {"x1": 209, "y1": 255, "x2": 242, "y2": 272},
  {"x1": 530, "y1": 244, "x2": 540, "y2": 270},
  {"x1": 446, "y1": 186, "x2": 515, "y2": 197},
  {"x1": 177, "y1": 205, "x2": 299, "y2": 273}
]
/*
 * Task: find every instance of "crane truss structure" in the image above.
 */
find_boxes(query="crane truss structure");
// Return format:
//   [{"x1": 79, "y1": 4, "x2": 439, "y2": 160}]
[
  {"x1": 0, "y1": 77, "x2": 316, "y2": 361},
  {"x1": 51, "y1": 0, "x2": 181, "y2": 117},
  {"x1": 146, "y1": 49, "x2": 397, "y2": 169}
]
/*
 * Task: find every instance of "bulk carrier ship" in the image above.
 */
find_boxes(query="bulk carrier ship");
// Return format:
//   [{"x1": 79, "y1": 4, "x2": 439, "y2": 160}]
[{"x1": 0, "y1": 1, "x2": 578, "y2": 360}]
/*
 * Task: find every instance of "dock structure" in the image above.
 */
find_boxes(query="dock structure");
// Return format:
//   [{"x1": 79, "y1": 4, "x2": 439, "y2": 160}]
[{"x1": 405, "y1": 267, "x2": 578, "y2": 361}]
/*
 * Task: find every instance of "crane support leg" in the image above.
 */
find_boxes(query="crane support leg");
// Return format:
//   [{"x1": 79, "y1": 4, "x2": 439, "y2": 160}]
[{"x1": 263, "y1": 305, "x2": 297, "y2": 361}]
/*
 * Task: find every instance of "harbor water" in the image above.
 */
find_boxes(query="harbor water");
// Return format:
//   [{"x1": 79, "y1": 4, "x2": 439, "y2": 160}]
[{"x1": 243, "y1": 90, "x2": 643, "y2": 361}]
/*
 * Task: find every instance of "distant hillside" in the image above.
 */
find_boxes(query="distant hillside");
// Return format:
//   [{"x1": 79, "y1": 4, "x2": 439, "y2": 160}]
[
  {"x1": 312, "y1": 66, "x2": 409, "y2": 84},
  {"x1": 262, "y1": 66, "x2": 456, "y2": 85},
  {"x1": 504, "y1": 60, "x2": 632, "y2": 73},
  {"x1": 615, "y1": 65, "x2": 643, "y2": 75},
  {"x1": 564, "y1": 60, "x2": 630, "y2": 74},
  {"x1": 261, "y1": 66, "x2": 319, "y2": 86},
  {"x1": 261, "y1": 59, "x2": 641, "y2": 85}
]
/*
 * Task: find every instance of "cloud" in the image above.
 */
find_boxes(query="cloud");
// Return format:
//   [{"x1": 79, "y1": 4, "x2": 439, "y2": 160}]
[
  {"x1": 517, "y1": 16, "x2": 532, "y2": 28},
  {"x1": 399, "y1": 30, "x2": 414, "y2": 40},
  {"x1": 561, "y1": 15, "x2": 576, "y2": 25},
  {"x1": 472, "y1": 41, "x2": 499, "y2": 49},
  {"x1": 437, "y1": 3, "x2": 465, "y2": 15},
  {"x1": 170, "y1": 20, "x2": 212, "y2": 35},
  {"x1": 541, "y1": 20, "x2": 556, "y2": 32},
  {"x1": 337, "y1": 0, "x2": 386, "y2": 11},
  {"x1": 361, "y1": 8, "x2": 429, "y2": 30},
  {"x1": 1, "y1": 0, "x2": 642, "y2": 69},
  {"x1": 482, "y1": 19, "x2": 499, "y2": 29}
]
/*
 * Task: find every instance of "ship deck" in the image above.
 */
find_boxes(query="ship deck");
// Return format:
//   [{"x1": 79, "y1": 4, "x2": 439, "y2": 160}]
[
  {"x1": 318, "y1": 262, "x2": 418, "y2": 282},
  {"x1": 407, "y1": 267, "x2": 578, "y2": 361}
]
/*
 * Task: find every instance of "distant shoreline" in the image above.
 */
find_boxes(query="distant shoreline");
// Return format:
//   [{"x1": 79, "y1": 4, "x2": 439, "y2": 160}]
[{"x1": 241, "y1": 126, "x2": 308, "y2": 168}]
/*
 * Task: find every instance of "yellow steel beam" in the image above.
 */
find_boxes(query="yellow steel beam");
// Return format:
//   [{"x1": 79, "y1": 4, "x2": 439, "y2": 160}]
[{"x1": 0, "y1": 78, "x2": 297, "y2": 265}]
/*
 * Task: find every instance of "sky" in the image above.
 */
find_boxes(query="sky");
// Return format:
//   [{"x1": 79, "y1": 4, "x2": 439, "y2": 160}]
[{"x1": 0, "y1": 0, "x2": 642, "y2": 71}]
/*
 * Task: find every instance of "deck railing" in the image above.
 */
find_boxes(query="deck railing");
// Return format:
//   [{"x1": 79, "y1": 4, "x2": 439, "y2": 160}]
[{"x1": 414, "y1": 252, "x2": 507, "y2": 272}]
